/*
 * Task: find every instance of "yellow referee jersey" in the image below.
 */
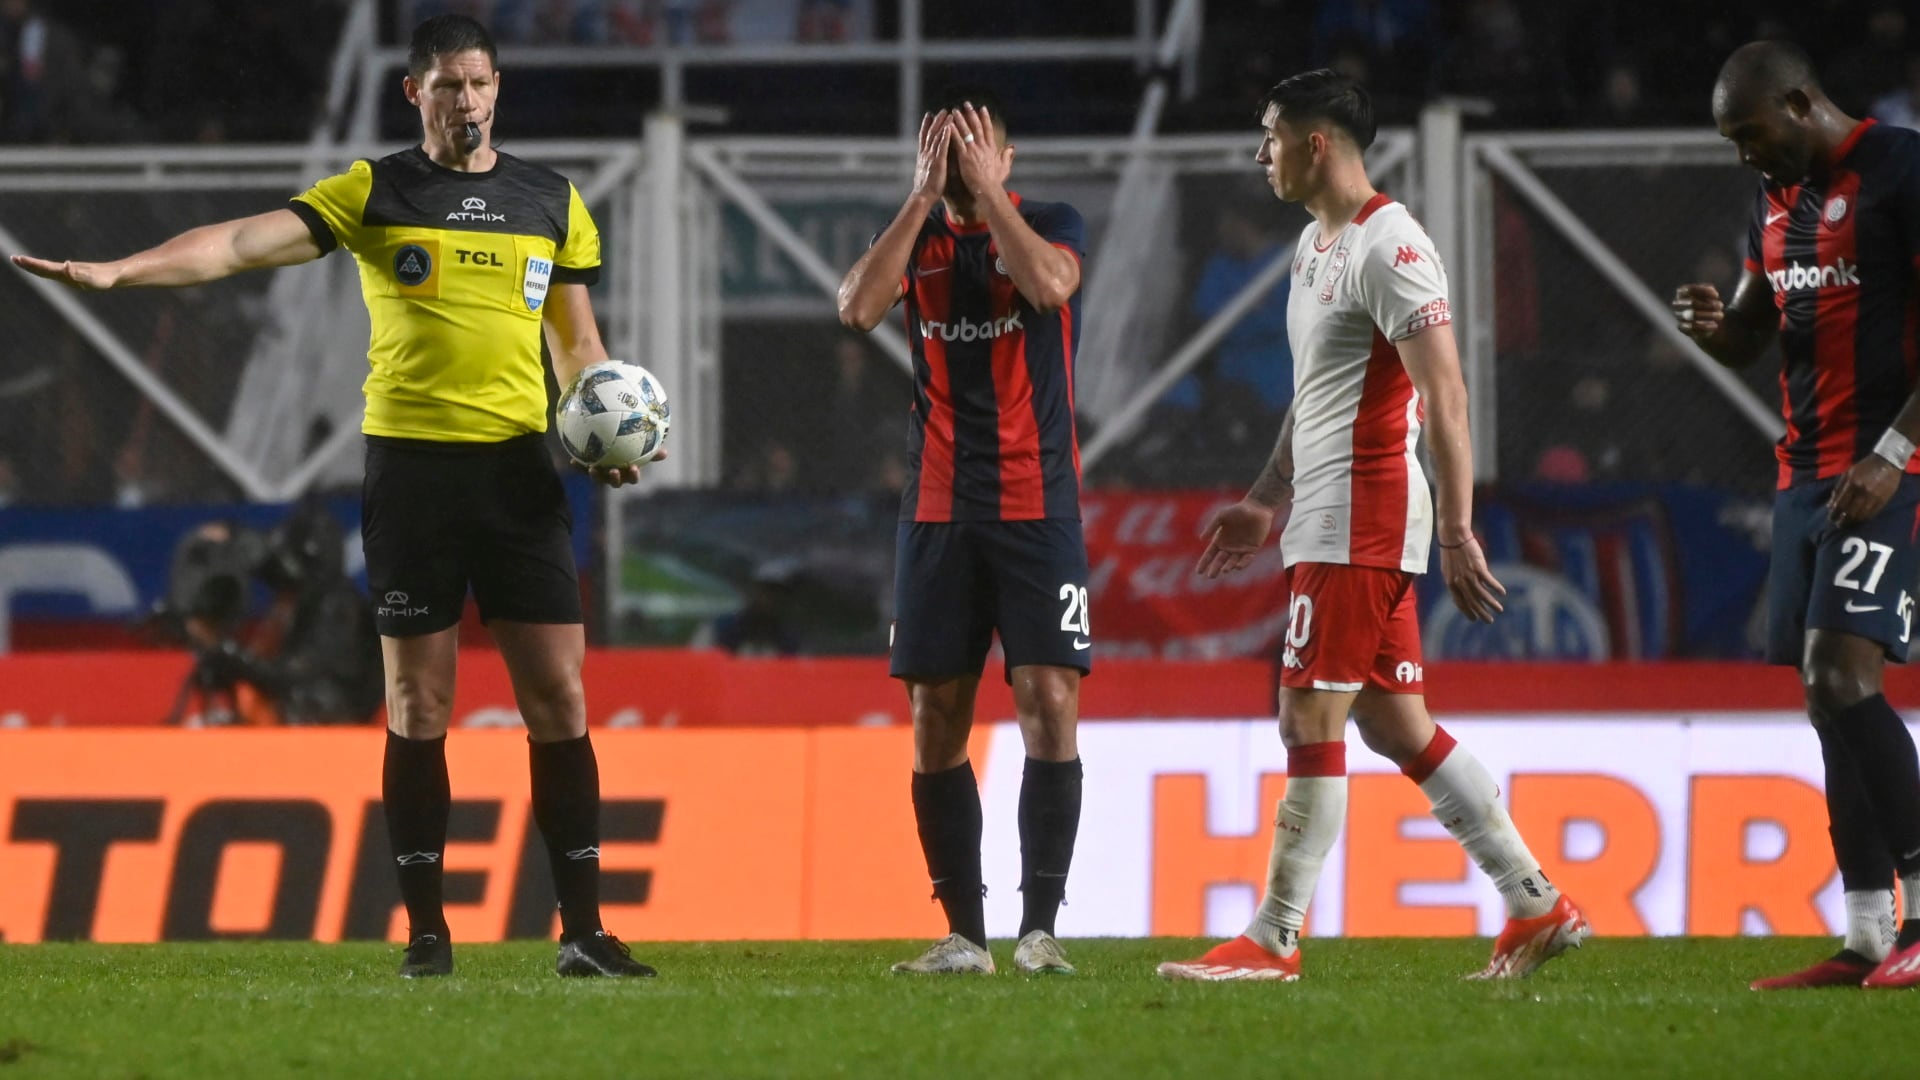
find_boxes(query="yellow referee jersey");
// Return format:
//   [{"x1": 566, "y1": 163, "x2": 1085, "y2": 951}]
[{"x1": 289, "y1": 147, "x2": 601, "y2": 442}]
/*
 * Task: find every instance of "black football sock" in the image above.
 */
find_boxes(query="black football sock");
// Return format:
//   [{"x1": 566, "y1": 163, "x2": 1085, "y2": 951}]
[
  {"x1": 912, "y1": 761, "x2": 986, "y2": 947},
  {"x1": 383, "y1": 730, "x2": 451, "y2": 937},
  {"x1": 1018, "y1": 756, "x2": 1083, "y2": 938},
  {"x1": 529, "y1": 734, "x2": 604, "y2": 942},
  {"x1": 1830, "y1": 695, "x2": 1920, "y2": 879},
  {"x1": 1898, "y1": 920, "x2": 1920, "y2": 951},
  {"x1": 1816, "y1": 722, "x2": 1894, "y2": 892}
]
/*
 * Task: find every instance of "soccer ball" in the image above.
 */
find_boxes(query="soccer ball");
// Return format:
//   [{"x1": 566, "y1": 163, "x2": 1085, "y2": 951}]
[{"x1": 556, "y1": 361, "x2": 671, "y2": 469}]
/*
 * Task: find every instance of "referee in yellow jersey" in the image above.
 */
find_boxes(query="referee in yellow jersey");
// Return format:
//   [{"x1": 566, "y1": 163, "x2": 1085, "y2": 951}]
[{"x1": 13, "y1": 15, "x2": 654, "y2": 979}]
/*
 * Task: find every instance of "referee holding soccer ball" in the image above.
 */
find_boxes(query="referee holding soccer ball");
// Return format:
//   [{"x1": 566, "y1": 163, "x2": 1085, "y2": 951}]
[{"x1": 12, "y1": 14, "x2": 654, "y2": 979}]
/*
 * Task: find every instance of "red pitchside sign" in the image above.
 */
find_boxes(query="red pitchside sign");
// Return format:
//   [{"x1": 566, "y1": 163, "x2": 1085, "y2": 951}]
[{"x1": 1081, "y1": 492, "x2": 1289, "y2": 661}]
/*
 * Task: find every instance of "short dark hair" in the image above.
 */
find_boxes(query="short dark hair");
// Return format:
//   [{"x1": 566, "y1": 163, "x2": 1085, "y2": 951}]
[
  {"x1": 1715, "y1": 39, "x2": 1822, "y2": 101},
  {"x1": 408, "y1": 14, "x2": 497, "y2": 79},
  {"x1": 1257, "y1": 69, "x2": 1375, "y2": 150},
  {"x1": 928, "y1": 84, "x2": 1010, "y2": 134}
]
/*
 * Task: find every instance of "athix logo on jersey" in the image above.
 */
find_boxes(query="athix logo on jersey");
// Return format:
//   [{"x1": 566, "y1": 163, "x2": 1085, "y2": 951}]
[
  {"x1": 446, "y1": 196, "x2": 506, "y2": 223},
  {"x1": 921, "y1": 313, "x2": 1024, "y2": 342},
  {"x1": 1767, "y1": 258, "x2": 1861, "y2": 293},
  {"x1": 1406, "y1": 298, "x2": 1451, "y2": 335},
  {"x1": 1392, "y1": 245, "x2": 1423, "y2": 268}
]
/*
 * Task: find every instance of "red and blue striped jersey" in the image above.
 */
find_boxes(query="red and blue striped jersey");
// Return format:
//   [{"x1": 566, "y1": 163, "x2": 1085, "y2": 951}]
[
  {"x1": 1745, "y1": 119, "x2": 1920, "y2": 490},
  {"x1": 896, "y1": 194, "x2": 1086, "y2": 522}
]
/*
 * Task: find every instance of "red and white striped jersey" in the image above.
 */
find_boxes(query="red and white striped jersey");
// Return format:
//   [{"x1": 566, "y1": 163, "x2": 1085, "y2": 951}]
[{"x1": 1280, "y1": 193, "x2": 1450, "y2": 573}]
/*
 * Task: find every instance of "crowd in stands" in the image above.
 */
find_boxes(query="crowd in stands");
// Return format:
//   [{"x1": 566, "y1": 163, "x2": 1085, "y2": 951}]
[{"x1": 3, "y1": 2, "x2": 1912, "y2": 141}]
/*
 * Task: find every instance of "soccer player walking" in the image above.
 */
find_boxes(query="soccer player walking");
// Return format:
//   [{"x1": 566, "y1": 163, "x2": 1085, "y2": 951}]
[
  {"x1": 13, "y1": 15, "x2": 653, "y2": 979},
  {"x1": 1157, "y1": 71, "x2": 1589, "y2": 982},
  {"x1": 1675, "y1": 41, "x2": 1920, "y2": 990},
  {"x1": 838, "y1": 90, "x2": 1088, "y2": 975}
]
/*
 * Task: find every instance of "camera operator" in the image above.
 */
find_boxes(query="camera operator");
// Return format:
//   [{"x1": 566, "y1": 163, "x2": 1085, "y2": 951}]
[{"x1": 169, "y1": 499, "x2": 383, "y2": 725}]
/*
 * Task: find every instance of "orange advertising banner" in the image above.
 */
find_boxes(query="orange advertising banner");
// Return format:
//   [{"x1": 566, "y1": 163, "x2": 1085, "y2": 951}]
[
  {"x1": 0, "y1": 728, "x2": 955, "y2": 944},
  {"x1": 0, "y1": 717, "x2": 1893, "y2": 943}
]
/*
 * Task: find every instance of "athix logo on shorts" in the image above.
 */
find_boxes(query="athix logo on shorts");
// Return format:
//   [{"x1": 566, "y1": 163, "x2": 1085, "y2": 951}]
[
  {"x1": 1767, "y1": 258, "x2": 1860, "y2": 293},
  {"x1": 1395, "y1": 661, "x2": 1424, "y2": 683},
  {"x1": 920, "y1": 313, "x2": 1023, "y2": 342},
  {"x1": 446, "y1": 196, "x2": 506, "y2": 223},
  {"x1": 378, "y1": 590, "x2": 430, "y2": 618}
]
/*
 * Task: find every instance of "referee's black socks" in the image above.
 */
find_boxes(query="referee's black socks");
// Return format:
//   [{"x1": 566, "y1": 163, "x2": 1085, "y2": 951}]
[
  {"x1": 383, "y1": 730, "x2": 451, "y2": 938},
  {"x1": 1018, "y1": 756, "x2": 1083, "y2": 939},
  {"x1": 912, "y1": 761, "x2": 987, "y2": 948},
  {"x1": 529, "y1": 733, "x2": 604, "y2": 942}
]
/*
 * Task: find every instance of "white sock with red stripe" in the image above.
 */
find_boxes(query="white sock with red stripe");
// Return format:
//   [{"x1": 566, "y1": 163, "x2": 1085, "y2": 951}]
[
  {"x1": 1403, "y1": 726, "x2": 1558, "y2": 920},
  {"x1": 1245, "y1": 741, "x2": 1347, "y2": 957}
]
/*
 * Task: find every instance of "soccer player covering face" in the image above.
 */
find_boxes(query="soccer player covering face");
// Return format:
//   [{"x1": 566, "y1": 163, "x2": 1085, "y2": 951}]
[
  {"x1": 1675, "y1": 41, "x2": 1920, "y2": 991},
  {"x1": 838, "y1": 91, "x2": 1088, "y2": 975},
  {"x1": 12, "y1": 15, "x2": 654, "y2": 979},
  {"x1": 1156, "y1": 71, "x2": 1590, "y2": 983}
]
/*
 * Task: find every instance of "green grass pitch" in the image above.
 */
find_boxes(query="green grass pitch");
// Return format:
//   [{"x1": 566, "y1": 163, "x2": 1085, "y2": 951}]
[{"x1": 0, "y1": 938, "x2": 1913, "y2": 1078}]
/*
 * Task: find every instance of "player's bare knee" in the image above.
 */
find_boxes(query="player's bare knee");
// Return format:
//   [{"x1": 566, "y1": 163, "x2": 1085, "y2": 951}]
[
  {"x1": 519, "y1": 679, "x2": 587, "y2": 740},
  {"x1": 1802, "y1": 663, "x2": 1875, "y2": 726},
  {"x1": 386, "y1": 675, "x2": 452, "y2": 739},
  {"x1": 1352, "y1": 712, "x2": 1408, "y2": 765}
]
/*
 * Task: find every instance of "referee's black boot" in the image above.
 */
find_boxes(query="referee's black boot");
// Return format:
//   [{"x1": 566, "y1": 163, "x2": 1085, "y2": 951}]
[
  {"x1": 398, "y1": 930, "x2": 453, "y2": 978},
  {"x1": 556, "y1": 930, "x2": 657, "y2": 978}
]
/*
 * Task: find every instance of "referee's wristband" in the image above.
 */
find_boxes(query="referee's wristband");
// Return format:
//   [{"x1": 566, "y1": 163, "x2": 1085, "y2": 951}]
[{"x1": 1873, "y1": 429, "x2": 1916, "y2": 470}]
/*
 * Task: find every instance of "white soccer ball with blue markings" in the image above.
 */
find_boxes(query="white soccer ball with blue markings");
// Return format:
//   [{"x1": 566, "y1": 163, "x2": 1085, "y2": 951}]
[{"x1": 557, "y1": 361, "x2": 671, "y2": 469}]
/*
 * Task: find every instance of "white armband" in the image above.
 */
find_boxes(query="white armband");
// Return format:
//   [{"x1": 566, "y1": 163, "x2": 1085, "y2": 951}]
[{"x1": 1874, "y1": 428, "x2": 1916, "y2": 469}]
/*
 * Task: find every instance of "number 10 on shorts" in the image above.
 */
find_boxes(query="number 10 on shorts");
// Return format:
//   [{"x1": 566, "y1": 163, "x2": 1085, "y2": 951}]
[{"x1": 1059, "y1": 584, "x2": 1091, "y2": 647}]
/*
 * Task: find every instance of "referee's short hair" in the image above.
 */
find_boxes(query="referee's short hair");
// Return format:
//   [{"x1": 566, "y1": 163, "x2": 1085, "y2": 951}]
[
  {"x1": 409, "y1": 14, "x2": 498, "y2": 78},
  {"x1": 1258, "y1": 69, "x2": 1376, "y2": 151}
]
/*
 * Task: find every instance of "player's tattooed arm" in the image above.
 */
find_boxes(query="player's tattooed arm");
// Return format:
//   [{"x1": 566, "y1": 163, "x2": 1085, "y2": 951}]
[
  {"x1": 11, "y1": 209, "x2": 322, "y2": 290},
  {"x1": 1246, "y1": 403, "x2": 1297, "y2": 509},
  {"x1": 1194, "y1": 405, "x2": 1295, "y2": 579},
  {"x1": 838, "y1": 111, "x2": 950, "y2": 331},
  {"x1": 1672, "y1": 265, "x2": 1775, "y2": 370}
]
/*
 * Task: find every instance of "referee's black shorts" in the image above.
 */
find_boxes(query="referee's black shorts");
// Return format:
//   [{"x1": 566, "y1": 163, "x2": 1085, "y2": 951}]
[{"x1": 361, "y1": 432, "x2": 582, "y2": 637}]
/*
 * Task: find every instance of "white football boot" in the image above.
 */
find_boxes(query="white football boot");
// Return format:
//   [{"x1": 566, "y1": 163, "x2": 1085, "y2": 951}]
[
  {"x1": 891, "y1": 933, "x2": 995, "y2": 975},
  {"x1": 1013, "y1": 930, "x2": 1076, "y2": 975}
]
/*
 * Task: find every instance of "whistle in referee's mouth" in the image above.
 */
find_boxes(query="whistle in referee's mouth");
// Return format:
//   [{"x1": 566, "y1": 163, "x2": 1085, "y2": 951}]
[{"x1": 462, "y1": 121, "x2": 481, "y2": 153}]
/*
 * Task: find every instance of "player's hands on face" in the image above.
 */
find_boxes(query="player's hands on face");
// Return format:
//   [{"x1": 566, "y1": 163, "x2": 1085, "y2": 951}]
[
  {"x1": 1440, "y1": 536, "x2": 1506, "y2": 623},
  {"x1": 913, "y1": 111, "x2": 953, "y2": 201},
  {"x1": 1195, "y1": 498, "x2": 1281, "y2": 579},
  {"x1": 1828, "y1": 455, "x2": 1901, "y2": 528},
  {"x1": 1672, "y1": 283, "x2": 1723, "y2": 342},
  {"x1": 11, "y1": 255, "x2": 116, "y2": 291},
  {"x1": 950, "y1": 103, "x2": 1013, "y2": 199}
]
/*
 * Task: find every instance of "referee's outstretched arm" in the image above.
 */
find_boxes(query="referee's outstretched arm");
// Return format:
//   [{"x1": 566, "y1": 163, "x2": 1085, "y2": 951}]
[{"x1": 10, "y1": 208, "x2": 323, "y2": 292}]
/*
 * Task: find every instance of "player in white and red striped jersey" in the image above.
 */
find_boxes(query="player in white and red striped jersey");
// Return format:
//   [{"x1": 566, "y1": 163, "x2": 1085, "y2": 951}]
[{"x1": 1156, "y1": 70, "x2": 1589, "y2": 984}]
